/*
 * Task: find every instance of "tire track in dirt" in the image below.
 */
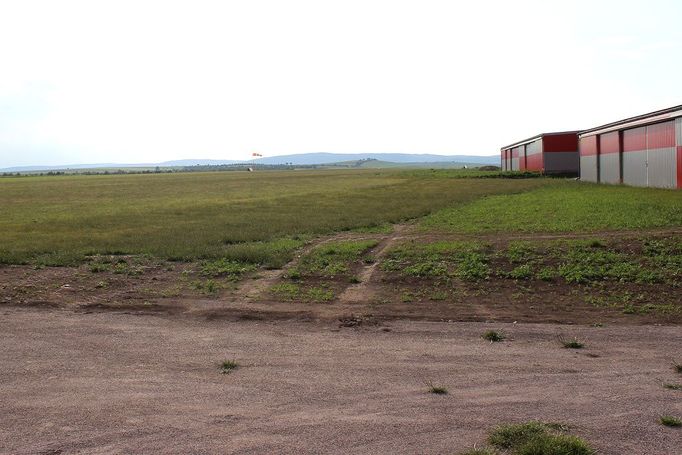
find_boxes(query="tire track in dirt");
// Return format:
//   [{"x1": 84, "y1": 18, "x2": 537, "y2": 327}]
[
  {"x1": 226, "y1": 224, "x2": 682, "y2": 310},
  {"x1": 234, "y1": 232, "x2": 393, "y2": 301},
  {"x1": 338, "y1": 224, "x2": 413, "y2": 304}
]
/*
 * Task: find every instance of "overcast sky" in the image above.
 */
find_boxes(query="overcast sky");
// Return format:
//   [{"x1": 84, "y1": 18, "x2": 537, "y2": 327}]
[{"x1": 1, "y1": 0, "x2": 681, "y2": 167}]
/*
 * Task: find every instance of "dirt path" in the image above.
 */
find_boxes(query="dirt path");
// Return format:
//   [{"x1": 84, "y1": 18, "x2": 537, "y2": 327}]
[
  {"x1": 338, "y1": 224, "x2": 412, "y2": 304},
  {"x1": 1, "y1": 306, "x2": 680, "y2": 455}
]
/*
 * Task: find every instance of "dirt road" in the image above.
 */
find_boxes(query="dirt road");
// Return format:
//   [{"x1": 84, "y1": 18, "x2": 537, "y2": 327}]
[{"x1": 1, "y1": 307, "x2": 680, "y2": 454}]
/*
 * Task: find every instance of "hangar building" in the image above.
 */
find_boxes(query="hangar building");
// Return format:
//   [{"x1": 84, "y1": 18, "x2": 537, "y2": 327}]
[
  {"x1": 500, "y1": 132, "x2": 580, "y2": 174},
  {"x1": 579, "y1": 105, "x2": 682, "y2": 189}
]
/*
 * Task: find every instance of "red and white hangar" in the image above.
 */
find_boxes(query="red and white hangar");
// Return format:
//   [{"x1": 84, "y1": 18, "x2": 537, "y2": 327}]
[{"x1": 500, "y1": 105, "x2": 682, "y2": 189}]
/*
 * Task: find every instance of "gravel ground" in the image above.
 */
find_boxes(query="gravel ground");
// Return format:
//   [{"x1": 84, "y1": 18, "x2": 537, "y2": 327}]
[{"x1": 1, "y1": 306, "x2": 681, "y2": 454}]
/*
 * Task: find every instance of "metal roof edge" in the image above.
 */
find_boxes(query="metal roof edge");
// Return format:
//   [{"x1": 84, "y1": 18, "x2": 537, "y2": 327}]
[
  {"x1": 500, "y1": 131, "x2": 581, "y2": 151},
  {"x1": 578, "y1": 104, "x2": 682, "y2": 137}
]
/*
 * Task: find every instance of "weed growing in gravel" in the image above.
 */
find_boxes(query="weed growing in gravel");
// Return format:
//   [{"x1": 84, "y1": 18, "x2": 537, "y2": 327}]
[
  {"x1": 559, "y1": 336, "x2": 584, "y2": 349},
  {"x1": 219, "y1": 360, "x2": 239, "y2": 374},
  {"x1": 483, "y1": 330, "x2": 505, "y2": 342},
  {"x1": 673, "y1": 362, "x2": 682, "y2": 374},
  {"x1": 487, "y1": 421, "x2": 595, "y2": 455},
  {"x1": 664, "y1": 383, "x2": 682, "y2": 391},
  {"x1": 660, "y1": 416, "x2": 681, "y2": 427},
  {"x1": 426, "y1": 381, "x2": 448, "y2": 395},
  {"x1": 488, "y1": 421, "x2": 555, "y2": 450}
]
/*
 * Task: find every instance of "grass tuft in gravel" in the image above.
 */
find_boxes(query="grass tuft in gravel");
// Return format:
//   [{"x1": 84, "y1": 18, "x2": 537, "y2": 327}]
[
  {"x1": 559, "y1": 336, "x2": 584, "y2": 349},
  {"x1": 426, "y1": 381, "x2": 448, "y2": 395},
  {"x1": 219, "y1": 360, "x2": 239, "y2": 374},
  {"x1": 659, "y1": 416, "x2": 681, "y2": 427},
  {"x1": 483, "y1": 330, "x2": 505, "y2": 343},
  {"x1": 488, "y1": 421, "x2": 595, "y2": 455}
]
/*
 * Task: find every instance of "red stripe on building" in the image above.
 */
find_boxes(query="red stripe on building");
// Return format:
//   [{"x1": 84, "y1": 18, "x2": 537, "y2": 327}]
[
  {"x1": 623, "y1": 127, "x2": 646, "y2": 152},
  {"x1": 580, "y1": 136, "x2": 598, "y2": 156},
  {"x1": 599, "y1": 131, "x2": 620, "y2": 154},
  {"x1": 543, "y1": 134, "x2": 578, "y2": 152},
  {"x1": 526, "y1": 153, "x2": 543, "y2": 171},
  {"x1": 646, "y1": 121, "x2": 676, "y2": 149}
]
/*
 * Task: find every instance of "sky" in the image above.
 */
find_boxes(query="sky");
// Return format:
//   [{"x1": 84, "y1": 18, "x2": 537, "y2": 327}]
[{"x1": 1, "y1": 0, "x2": 681, "y2": 168}]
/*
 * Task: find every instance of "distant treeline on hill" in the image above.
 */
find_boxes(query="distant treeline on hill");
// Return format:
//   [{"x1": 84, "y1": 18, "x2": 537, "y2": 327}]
[{"x1": 1, "y1": 161, "x2": 501, "y2": 177}]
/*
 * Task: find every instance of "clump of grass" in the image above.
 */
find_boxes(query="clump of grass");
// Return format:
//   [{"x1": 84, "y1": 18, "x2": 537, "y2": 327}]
[
  {"x1": 426, "y1": 381, "x2": 448, "y2": 395},
  {"x1": 297, "y1": 240, "x2": 378, "y2": 278},
  {"x1": 536, "y1": 266, "x2": 556, "y2": 281},
  {"x1": 508, "y1": 263, "x2": 533, "y2": 280},
  {"x1": 660, "y1": 416, "x2": 681, "y2": 427},
  {"x1": 191, "y1": 279, "x2": 220, "y2": 295},
  {"x1": 488, "y1": 421, "x2": 551, "y2": 449},
  {"x1": 559, "y1": 336, "x2": 584, "y2": 349},
  {"x1": 673, "y1": 362, "x2": 682, "y2": 374},
  {"x1": 488, "y1": 421, "x2": 594, "y2": 455},
  {"x1": 507, "y1": 241, "x2": 536, "y2": 263},
  {"x1": 664, "y1": 383, "x2": 682, "y2": 390},
  {"x1": 200, "y1": 259, "x2": 256, "y2": 279},
  {"x1": 271, "y1": 283, "x2": 334, "y2": 302},
  {"x1": 455, "y1": 252, "x2": 490, "y2": 281},
  {"x1": 429, "y1": 290, "x2": 448, "y2": 301},
  {"x1": 219, "y1": 360, "x2": 239, "y2": 374},
  {"x1": 483, "y1": 330, "x2": 505, "y2": 342}
]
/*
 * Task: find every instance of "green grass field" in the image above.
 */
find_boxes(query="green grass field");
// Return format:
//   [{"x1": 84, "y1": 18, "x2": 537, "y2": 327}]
[
  {"x1": 2, "y1": 170, "x2": 681, "y2": 267},
  {"x1": 422, "y1": 181, "x2": 682, "y2": 233},
  {"x1": 0, "y1": 169, "x2": 542, "y2": 265}
]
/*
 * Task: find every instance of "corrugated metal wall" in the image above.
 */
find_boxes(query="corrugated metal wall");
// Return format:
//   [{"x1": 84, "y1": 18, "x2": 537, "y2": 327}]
[
  {"x1": 677, "y1": 119, "x2": 682, "y2": 189},
  {"x1": 525, "y1": 139, "x2": 543, "y2": 171},
  {"x1": 646, "y1": 121, "x2": 676, "y2": 189},
  {"x1": 511, "y1": 147, "x2": 520, "y2": 171},
  {"x1": 622, "y1": 127, "x2": 647, "y2": 187},
  {"x1": 598, "y1": 131, "x2": 620, "y2": 184},
  {"x1": 545, "y1": 152, "x2": 580, "y2": 173},
  {"x1": 579, "y1": 135, "x2": 598, "y2": 182}
]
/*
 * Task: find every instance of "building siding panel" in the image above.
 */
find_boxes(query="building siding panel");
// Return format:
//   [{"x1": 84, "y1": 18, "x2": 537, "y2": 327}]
[
  {"x1": 579, "y1": 136, "x2": 598, "y2": 182},
  {"x1": 545, "y1": 151, "x2": 579, "y2": 173},
  {"x1": 580, "y1": 156, "x2": 597, "y2": 182},
  {"x1": 623, "y1": 127, "x2": 646, "y2": 152},
  {"x1": 647, "y1": 147, "x2": 677, "y2": 189},
  {"x1": 525, "y1": 140, "x2": 543, "y2": 171},
  {"x1": 647, "y1": 121, "x2": 675, "y2": 149},
  {"x1": 598, "y1": 132, "x2": 620, "y2": 184},
  {"x1": 599, "y1": 153, "x2": 620, "y2": 184},
  {"x1": 622, "y1": 150, "x2": 648, "y2": 187}
]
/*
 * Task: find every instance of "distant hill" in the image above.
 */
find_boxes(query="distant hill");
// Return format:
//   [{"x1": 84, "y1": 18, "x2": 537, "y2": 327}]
[
  {"x1": 250, "y1": 153, "x2": 497, "y2": 165},
  {"x1": 1, "y1": 153, "x2": 497, "y2": 172}
]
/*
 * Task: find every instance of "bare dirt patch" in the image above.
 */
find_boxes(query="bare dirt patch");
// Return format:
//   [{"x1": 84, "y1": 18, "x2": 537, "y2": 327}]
[
  {"x1": 1, "y1": 227, "x2": 681, "y2": 326},
  {"x1": 1, "y1": 307, "x2": 680, "y2": 454}
]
